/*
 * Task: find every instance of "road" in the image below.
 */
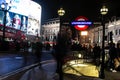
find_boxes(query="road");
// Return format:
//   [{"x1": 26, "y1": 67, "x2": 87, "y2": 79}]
[
  {"x1": 0, "y1": 50, "x2": 120, "y2": 80},
  {"x1": 0, "y1": 50, "x2": 54, "y2": 76}
]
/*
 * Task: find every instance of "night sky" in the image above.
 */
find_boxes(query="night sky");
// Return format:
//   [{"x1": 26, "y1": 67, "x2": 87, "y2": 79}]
[{"x1": 34, "y1": 0, "x2": 120, "y2": 24}]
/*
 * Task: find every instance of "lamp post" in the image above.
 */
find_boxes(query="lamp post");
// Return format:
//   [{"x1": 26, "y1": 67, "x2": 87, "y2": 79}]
[
  {"x1": 99, "y1": 5, "x2": 108, "y2": 79},
  {"x1": 57, "y1": 7, "x2": 65, "y2": 34},
  {"x1": 0, "y1": 2, "x2": 11, "y2": 42},
  {"x1": 57, "y1": 7, "x2": 65, "y2": 80}
]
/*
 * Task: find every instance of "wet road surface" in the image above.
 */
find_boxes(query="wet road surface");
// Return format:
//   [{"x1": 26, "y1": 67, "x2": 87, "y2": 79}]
[{"x1": 0, "y1": 50, "x2": 54, "y2": 76}]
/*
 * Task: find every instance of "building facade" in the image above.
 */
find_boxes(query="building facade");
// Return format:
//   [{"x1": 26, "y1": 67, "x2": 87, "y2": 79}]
[
  {"x1": 41, "y1": 18, "x2": 72, "y2": 46},
  {"x1": 107, "y1": 19, "x2": 120, "y2": 44},
  {"x1": 41, "y1": 17, "x2": 120, "y2": 48},
  {"x1": 41, "y1": 18, "x2": 60, "y2": 44},
  {"x1": 88, "y1": 19, "x2": 120, "y2": 47},
  {"x1": 88, "y1": 23, "x2": 108, "y2": 47}
]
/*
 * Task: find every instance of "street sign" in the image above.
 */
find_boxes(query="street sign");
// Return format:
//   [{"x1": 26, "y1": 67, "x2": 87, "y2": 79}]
[{"x1": 71, "y1": 16, "x2": 92, "y2": 30}]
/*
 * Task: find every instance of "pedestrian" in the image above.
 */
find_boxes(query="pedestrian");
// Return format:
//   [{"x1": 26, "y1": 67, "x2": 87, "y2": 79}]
[
  {"x1": 46, "y1": 42, "x2": 50, "y2": 50},
  {"x1": 55, "y1": 32, "x2": 69, "y2": 80},
  {"x1": 108, "y1": 42, "x2": 118, "y2": 72},
  {"x1": 15, "y1": 40, "x2": 21, "y2": 52},
  {"x1": 117, "y1": 43, "x2": 120, "y2": 57},
  {"x1": 34, "y1": 38, "x2": 43, "y2": 66},
  {"x1": 115, "y1": 43, "x2": 120, "y2": 70},
  {"x1": 93, "y1": 44, "x2": 101, "y2": 65}
]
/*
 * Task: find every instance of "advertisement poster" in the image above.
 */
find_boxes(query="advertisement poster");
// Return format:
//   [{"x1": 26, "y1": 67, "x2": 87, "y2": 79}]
[
  {"x1": 0, "y1": 11, "x2": 28, "y2": 32},
  {"x1": 27, "y1": 18, "x2": 39, "y2": 35}
]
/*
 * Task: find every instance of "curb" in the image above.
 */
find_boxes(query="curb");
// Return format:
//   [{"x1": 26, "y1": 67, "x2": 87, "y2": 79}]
[{"x1": 0, "y1": 60, "x2": 56, "y2": 80}]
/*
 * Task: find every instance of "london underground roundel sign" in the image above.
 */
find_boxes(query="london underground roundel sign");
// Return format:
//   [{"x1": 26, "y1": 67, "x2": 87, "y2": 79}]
[{"x1": 71, "y1": 16, "x2": 92, "y2": 30}]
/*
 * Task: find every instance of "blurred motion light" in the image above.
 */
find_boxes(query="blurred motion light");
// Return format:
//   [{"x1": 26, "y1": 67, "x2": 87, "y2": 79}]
[{"x1": 78, "y1": 54, "x2": 82, "y2": 58}]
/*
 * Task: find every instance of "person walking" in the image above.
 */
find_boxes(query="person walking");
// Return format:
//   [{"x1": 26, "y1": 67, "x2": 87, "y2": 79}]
[
  {"x1": 108, "y1": 42, "x2": 118, "y2": 72},
  {"x1": 93, "y1": 44, "x2": 101, "y2": 64},
  {"x1": 55, "y1": 31, "x2": 70, "y2": 80},
  {"x1": 115, "y1": 43, "x2": 120, "y2": 71},
  {"x1": 117, "y1": 43, "x2": 120, "y2": 57},
  {"x1": 34, "y1": 38, "x2": 43, "y2": 66},
  {"x1": 46, "y1": 42, "x2": 51, "y2": 51}
]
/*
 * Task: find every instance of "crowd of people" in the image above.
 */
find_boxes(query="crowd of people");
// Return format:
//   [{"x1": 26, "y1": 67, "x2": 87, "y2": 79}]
[
  {"x1": 67, "y1": 40, "x2": 120, "y2": 72},
  {"x1": 0, "y1": 37, "x2": 120, "y2": 73}
]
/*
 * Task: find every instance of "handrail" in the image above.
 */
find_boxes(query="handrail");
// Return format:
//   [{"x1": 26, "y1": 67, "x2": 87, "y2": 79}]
[{"x1": 63, "y1": 63, "x2": 85, "y2": 76}]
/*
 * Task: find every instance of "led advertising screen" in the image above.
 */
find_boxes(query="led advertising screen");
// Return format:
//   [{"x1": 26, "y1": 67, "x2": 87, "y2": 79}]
[
  {"x1": 0, "y1": 0, "x2": 30, "y2": 16},
  {"x1": 0, "y1": 11, "x2": 28, "y2": 32},
  {"x1": 0, "y1": 0, "x2": 41, "y2": 36},
  {"x1": 27, "y1": 1, "x2": 41, "y2": 36},
  {"x1": 27, "y1": 18, "x2": 39, "y2": 35}
]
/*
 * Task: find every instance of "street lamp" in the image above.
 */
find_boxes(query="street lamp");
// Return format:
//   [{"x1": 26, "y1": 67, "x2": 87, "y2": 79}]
[
  {"x1": 57, "y1": 7, "x2": 65, "y2": 34},
  {"x1": 0, "y1": 2, "x2": 11, "y2": 42},
  {"x1": 100, "y1": 6, "x2": 108, "y2": 15},
  {"x1": 57, "y1": 7, "x2": 65, "y2": 80},
  {"x1": 99, "y1": 5, "x2": 108, "y2": 79}
]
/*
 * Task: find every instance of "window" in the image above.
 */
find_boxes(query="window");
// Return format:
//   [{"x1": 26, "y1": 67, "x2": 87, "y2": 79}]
[
  {"x1": 119, "y1": 29, "x2": 120, "y2": 35},
  {"x1": 115, "y1": 29, "x2": 118, "y2": 35}
]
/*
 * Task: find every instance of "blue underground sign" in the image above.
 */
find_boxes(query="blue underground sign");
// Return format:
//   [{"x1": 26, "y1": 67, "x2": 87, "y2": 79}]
[{"x1": 71, "y1": 16, "x2": 92, "y2": 30}]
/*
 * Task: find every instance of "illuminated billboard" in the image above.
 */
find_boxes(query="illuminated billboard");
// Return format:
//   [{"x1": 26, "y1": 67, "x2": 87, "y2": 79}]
[
  {"x1": 6, "y1": 12, "x2": 28, "y2": 31},
  {"x1": 0, "y1": 0, "x2": 41, "y2": 36},
  {"x1": 27, "y1": 1, "x2": 41, "y2": 36},
  {"x1": 0, "y1": 0, "x2": 30, "y2": 16}
]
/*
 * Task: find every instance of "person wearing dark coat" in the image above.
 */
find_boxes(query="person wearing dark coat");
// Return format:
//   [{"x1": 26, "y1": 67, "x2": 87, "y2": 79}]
[
  {"x1": 34, "y1": 38, "x2": 43, "y2": 65},
  {"x1": 108, "y1": 43, "x2": 118, "y2": 72},
  {"x1": 93, "y1": 44, "x2": 101, "y2": 63}
]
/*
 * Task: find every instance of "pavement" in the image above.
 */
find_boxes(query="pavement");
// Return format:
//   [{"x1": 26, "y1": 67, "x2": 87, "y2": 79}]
[
  {"x1": 19, "y1": 60, "x2": 57, "y2": 80},
  {"x1": 0, "y1": 50, "x2": 120, "y2": 80}
]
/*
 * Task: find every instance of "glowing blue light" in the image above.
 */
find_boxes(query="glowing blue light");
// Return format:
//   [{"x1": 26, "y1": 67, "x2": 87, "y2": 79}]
[{"x1": 71, "y1": 21, "x2": 92, "y2": 25}]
